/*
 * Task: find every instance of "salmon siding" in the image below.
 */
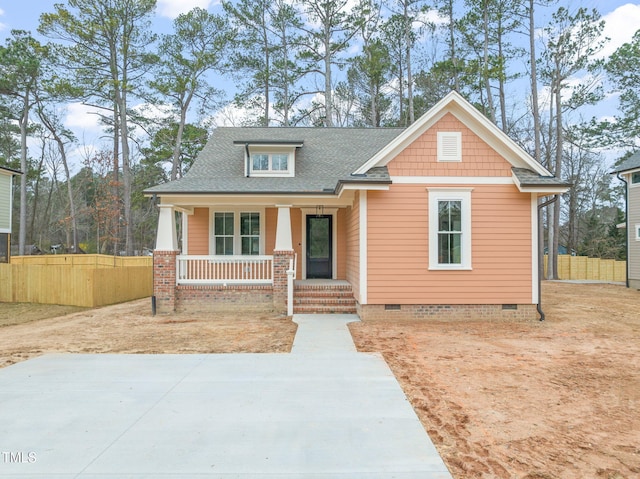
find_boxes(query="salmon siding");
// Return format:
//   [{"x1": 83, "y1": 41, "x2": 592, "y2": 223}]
[
  {"x1": 366, "y1": 115, "x2": 534, "y2": 305},
  {"x1": 367, "y1": 184, "x2": 533, "y2": 304},
  {"x1": 345, "y1": 191, "x2": 361, "y2": 303},
  {"x1": 187, "y1": 208, "x2": 209, "y2": 255}
]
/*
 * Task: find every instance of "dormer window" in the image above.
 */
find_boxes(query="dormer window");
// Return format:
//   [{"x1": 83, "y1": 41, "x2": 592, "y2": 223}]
[
  {"x1": 251, "y1": 152, "x2": 289, "y2": 173},
  {"x1": 235, "y1": 140, "x2": 303, "y2": 178}
]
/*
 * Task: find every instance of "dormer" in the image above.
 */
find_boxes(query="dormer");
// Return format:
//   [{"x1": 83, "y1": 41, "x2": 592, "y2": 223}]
[{"x1": 234, "y1": 140, "x2": 304, "y2": 178}]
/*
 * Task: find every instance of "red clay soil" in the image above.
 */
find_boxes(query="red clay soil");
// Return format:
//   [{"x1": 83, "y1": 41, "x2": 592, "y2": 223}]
[{"x1": 349, "y1": 281, "x2": 640, "y2": 479}]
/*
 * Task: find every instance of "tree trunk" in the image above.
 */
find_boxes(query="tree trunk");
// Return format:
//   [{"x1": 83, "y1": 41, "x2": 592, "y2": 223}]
[
  {"x1": 404, "y1": 1, "x2": 414, "y2": 124},
  {"x1": 483, "y1": 1, "x2": 496, "y2": 123},
  {"x1": 324, "y1": 33, "x2": 333, "y2": 127},
  {"x1": 529, "y1": 0, "x2": 541, "y2": 163},
  {"x1": 18, "y1": 95, "x2": 29, "y2": 255},
  {"x1": 116, "y1": 87, "x2": 134, "y2": 256},
  {"x1": 171, "y1": 91, "x2": 193, "y2": 181}
]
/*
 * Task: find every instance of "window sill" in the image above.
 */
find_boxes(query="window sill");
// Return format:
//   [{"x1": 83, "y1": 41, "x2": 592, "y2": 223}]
[{"x1": 428, "y1": 265, "x2": 473, "y2": 271}]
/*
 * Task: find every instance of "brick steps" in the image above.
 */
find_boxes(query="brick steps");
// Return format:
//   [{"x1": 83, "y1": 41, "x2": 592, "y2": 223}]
[{"x1": 293, "y1": 283, "x2": 357, "y2": 314}]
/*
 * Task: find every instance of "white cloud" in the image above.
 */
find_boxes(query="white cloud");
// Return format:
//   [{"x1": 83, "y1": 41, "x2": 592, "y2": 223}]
[
  {"x1": 156, "y1": 0, "x2": 213, "y2": 19},
  {"x1": 133, "y1": 102, "x2": 176, "y2": 123},
  {"x1": 64, "y1": 103, "x2": 102, "y2": 131},
  {"x1": 600, "y1": 3, "x2": 640, "y2": 58}
]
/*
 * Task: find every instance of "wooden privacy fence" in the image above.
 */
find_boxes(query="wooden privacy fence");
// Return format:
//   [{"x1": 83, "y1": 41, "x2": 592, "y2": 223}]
[
  {"x1": 544, "y1": 255, "x2": 626, "y2": 282},
  {"x1": 1, "y1": 254, "x2": 153, "y2": 307}
]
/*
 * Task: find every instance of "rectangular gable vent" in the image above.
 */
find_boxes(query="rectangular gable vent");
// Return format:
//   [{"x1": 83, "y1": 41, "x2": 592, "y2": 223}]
[{"x1": 437, "y1": 132, "x2": 462, "y2": 162}]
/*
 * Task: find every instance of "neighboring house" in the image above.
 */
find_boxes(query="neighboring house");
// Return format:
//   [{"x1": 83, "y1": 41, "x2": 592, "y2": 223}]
[
  {"x1": 612, "y1": 151, "x2": 640, "y2": 289},
  {"x1": 146, "y1": 91, "x2": 569, "y2": 319},
  {"x1": 0, "y1": 166, "x2": 21, "y2": 263}
]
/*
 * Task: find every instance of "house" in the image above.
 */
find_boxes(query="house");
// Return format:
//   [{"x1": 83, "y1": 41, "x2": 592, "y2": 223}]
[
  {"x1": 612, "y1": 151, "x2": 640, "y2": 289},
  {"x1": 145, "y1": 91, "x2": 569, "y2": 319},
  {"x1": 0, "y1": 166, "x2": 21, "y2": 263}
]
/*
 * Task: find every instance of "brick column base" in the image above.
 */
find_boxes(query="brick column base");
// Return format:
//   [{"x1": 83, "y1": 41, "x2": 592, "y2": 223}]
[
  {"x1": 273, "y1": 249, "x2": 295, "y2": 313},
  {"x1": 153, "y1": 250, "x2": 178, "y2": 313}
]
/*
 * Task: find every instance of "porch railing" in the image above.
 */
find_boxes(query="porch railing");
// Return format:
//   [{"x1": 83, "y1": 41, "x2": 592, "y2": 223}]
[{"x1": 176, "y1": 255, "x2": 273, "y2": 285}]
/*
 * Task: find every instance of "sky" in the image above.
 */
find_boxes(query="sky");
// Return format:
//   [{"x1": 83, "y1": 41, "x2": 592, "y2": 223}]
[{"x1": 0, "y1": 0, "x2": 639, "y2": 168}]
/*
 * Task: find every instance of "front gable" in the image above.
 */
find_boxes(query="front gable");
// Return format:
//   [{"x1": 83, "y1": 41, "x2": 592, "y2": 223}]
[
  {"x1": 354, "y1": 91, "x2": 563, "y2": 193},
  {"x1": 386, "y1": 112, "x2": 513, "y2": 178}
]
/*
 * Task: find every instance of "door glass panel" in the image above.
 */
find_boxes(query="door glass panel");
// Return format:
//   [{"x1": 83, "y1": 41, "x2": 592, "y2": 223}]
[{"x1": 309, "y1": 217, "x2": 330, "y2": 259}]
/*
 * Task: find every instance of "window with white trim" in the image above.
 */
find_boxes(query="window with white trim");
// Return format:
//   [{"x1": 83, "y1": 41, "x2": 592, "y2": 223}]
[
  {"x1": 428, "y1": 188, "x2": 472, "y2": 269},
  {"x1": 632, "y1": 172, "x2": 640, "y2": 184},
  {"x1": 214, "y1": 212, "x2": 234, "y2": 255},
  {"x1": 437, "y1": 132, "x2": 462, "y2": 162},
  {"x1": 240, "y1": 212, "x2": 260, "y2": 255},
  {"x1": 250, "y1": 152, "x2": 292, "y2": 176},
  {"x1": 213, "y1": 211, "x2": 263, "y2": 255},
  {"x1": 636, "y1": 224, "x2": 640, "y2": 241}
]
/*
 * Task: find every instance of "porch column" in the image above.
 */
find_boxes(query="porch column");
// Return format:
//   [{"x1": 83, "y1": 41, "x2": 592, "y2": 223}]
[
  {"x1": 275, "y1": 205, "x2": 293, "y2": 250},
  {"x1": 273, "y1": 205, "x2": 294, "y2": 314},
  {"x1": 155, "y1": 204, "x2": 178, "y2": 251},
  {"x1": 154, "y1": 204, "x2": 178, "y2": 313}
]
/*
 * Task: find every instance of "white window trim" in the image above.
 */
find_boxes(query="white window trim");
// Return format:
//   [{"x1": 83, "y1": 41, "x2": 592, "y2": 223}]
[
  {"x1": 210, "y1": 207, "x2": 266, "y2": 255},
  {"x1": 428, "y1": 188, "x2": 473, "y2": 270},
  {"x1": 437, "y1": 131, "x2": 462, "y2": 162},
  {"x1": 249, "y1": 148, "x2": 295, "y2": 177},
  {"x1": 635, "y1": 224, "x2": 640, "y2": 241}
]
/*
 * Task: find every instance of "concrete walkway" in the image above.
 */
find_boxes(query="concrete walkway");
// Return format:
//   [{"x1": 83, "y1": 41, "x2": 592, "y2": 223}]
[{"x1": 0, "y1": 315, "x2": 452, "y2": 478}]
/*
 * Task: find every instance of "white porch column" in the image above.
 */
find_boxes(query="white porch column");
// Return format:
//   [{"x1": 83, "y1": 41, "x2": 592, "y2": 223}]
[
  {"x1": 155, "y1": 204, "x2": 178, "y2": 251},
  {"x1": 275, "y1": 205, "x2": 293, "y2": 251}
]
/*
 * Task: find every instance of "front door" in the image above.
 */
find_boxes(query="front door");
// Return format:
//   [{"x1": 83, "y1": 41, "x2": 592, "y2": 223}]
[{"x1": 306, "y1": 215, "x2": 332, "y2": 279}]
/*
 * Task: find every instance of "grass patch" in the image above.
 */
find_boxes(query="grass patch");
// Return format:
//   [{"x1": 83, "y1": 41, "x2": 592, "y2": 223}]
[{"x1": 0, "y1": 303, "x2": 87, "y2": 327}]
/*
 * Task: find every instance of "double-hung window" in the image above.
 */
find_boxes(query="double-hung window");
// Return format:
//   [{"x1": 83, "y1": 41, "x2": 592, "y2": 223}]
[
  {"x1": 428, "y1": 188, "x2": 472, "y2": 270},
  {"x1": 214, "y1": 212, "x2": 234, "y2": 255},
  {"x1": 240, "y1": 212, "x2": 260, "y2": 255},
  {"x1": 213, "y1": 210, "x2": 263, "y2": 255}
]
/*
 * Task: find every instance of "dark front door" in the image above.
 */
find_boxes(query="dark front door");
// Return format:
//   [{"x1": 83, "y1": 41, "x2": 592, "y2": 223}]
[{"x1": 306, "y1": 215, "x2": 332, "y2": 279}]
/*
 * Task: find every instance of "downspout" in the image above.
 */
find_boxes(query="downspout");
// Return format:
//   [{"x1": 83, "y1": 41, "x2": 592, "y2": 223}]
[
  {"x1": 617, "y1": 172, "x2": 630, "y2": 288},
  {"x1": 245, "y1": 143, "x2": 250, "y2": 177},
  {"x1": 537, "y1": 195, "x2": 558, "y2": 321}
]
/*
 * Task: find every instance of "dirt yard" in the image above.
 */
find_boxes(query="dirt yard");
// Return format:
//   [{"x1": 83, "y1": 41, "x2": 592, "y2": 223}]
[
  {"x1": 0, "y1": 300, "x2": 296, "y2": 368},
  {"x1": 0, "y1": 282, "x2": 638, "y2": 478},
  {"x1": 350, "y1": 282, "x2": 640, "y2": 479}
]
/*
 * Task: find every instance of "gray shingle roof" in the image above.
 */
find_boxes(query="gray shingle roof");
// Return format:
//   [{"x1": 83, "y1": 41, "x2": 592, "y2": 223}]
[
  {"x1": 512, "y1": 167, "x2": 571, "y2": 188},
  {"x1": 611, "y1": 151, "x2": 640, "y2": 174},
  {"x1": 145, "y1": 127, "x2": 404, "y2": 195}
]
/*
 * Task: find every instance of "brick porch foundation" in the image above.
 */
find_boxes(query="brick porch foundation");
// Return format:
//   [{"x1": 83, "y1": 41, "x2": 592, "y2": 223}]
[
  {"x1": 273, "y1": 249, "x2": 295, "y2": 313},
  {"x1": 153, "y1": 250, "x2": 178, "y2": 313},
  {"x1": 176, "y1": 284, "x2": 274, "y2": 313}
]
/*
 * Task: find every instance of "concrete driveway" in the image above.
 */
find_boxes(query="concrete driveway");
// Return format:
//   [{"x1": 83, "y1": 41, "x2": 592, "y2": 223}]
[{"x1": 0, "y1": 315, "x2": 452, "y2": 478}]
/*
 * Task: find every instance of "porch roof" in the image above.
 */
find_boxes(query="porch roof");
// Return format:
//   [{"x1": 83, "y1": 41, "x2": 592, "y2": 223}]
[{"x1": 145, "y1": 127, "x2": 403, "y2": 196}]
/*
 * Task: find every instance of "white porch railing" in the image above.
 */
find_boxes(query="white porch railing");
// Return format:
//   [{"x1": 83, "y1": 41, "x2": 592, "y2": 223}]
[{"x1": 177, "y1": 255, "x2": 273, "y2": 285}]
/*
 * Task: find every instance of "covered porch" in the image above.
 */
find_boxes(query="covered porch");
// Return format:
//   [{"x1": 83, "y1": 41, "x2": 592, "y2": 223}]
[{"x1": 152, "y1": 192, "x2": 366, "y2": 314}]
